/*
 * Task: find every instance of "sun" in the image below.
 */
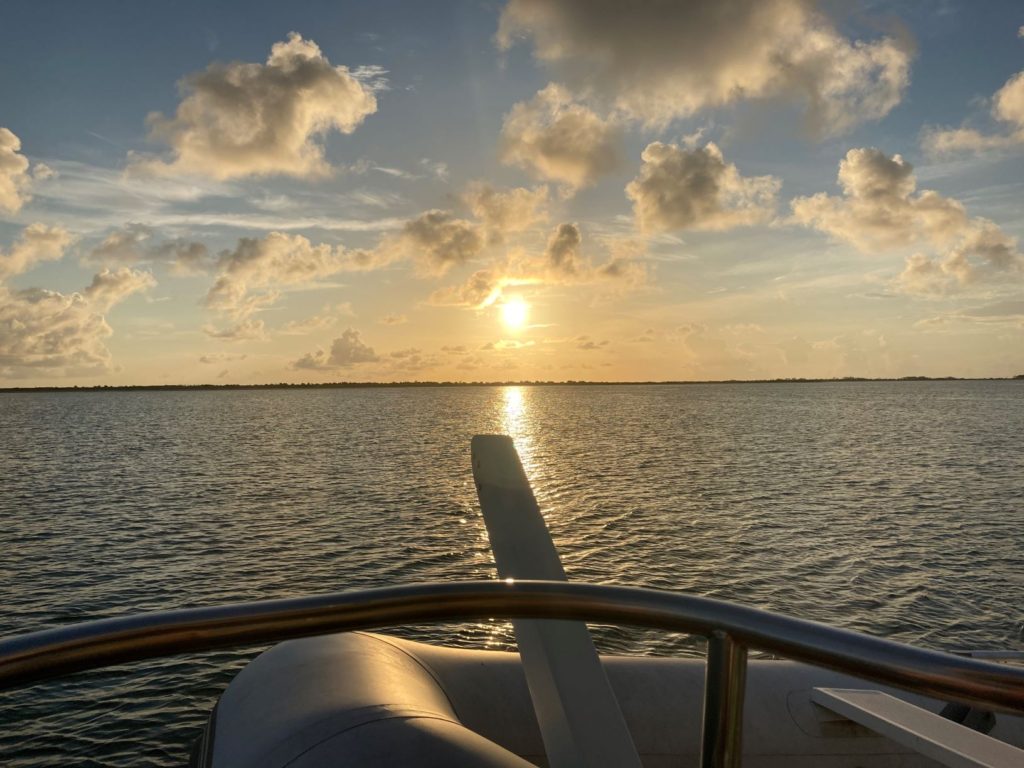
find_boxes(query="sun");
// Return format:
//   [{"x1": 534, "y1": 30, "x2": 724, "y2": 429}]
[{"x1": 500, "y1": 296, "x2": 529, "y2": 331}]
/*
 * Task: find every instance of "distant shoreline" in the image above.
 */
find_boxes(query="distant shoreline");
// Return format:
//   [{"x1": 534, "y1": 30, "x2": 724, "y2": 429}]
[{"x1": 2, "y1": 375, "x2": 1022, "y2": 393}]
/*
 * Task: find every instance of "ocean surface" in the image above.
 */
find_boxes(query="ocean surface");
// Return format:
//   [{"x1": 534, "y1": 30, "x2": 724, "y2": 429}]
[{"x1": 1, "y1": 382, "x2": 1022, "y2": 765}]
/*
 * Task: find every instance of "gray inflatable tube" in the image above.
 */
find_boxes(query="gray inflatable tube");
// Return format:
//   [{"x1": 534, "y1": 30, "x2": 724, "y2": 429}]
[{"x1": 195, "y1": 631, "x2": 1024, "y2": 767}]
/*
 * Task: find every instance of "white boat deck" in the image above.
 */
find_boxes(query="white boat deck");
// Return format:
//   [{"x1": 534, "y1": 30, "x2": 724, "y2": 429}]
[{"x1": 812, "y1": 687, "x2": 1024, "y2": 768}]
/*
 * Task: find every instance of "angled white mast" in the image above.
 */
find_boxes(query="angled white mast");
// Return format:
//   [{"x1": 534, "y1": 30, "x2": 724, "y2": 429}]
[{"x1": 471, "y1": 434, "x2": 643, "y2": 768}]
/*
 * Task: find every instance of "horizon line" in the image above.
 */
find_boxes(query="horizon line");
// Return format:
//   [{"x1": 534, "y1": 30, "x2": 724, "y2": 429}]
[{"x1": 2, "y1": 375, "x2": 1024, "y2": 393}]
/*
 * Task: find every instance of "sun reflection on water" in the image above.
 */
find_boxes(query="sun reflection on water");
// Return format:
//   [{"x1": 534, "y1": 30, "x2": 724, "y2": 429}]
[
  {"x1": 476, "y1": 385, "x2": 538, "y2": 648},
  {"x1": 499, "y1": 387, "x2": 532, "y2": 460}
]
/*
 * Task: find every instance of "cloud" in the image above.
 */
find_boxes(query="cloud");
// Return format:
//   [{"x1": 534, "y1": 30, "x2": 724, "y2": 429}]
[
  {"x1": 594, "y1": 238, "x2": 648, "y2": 285},
  {"x1": 204, "y1": 232, "x2": 359, "y2": 319},
  {"x1": 923, "y1": 71, "x2": 1024, "y2": 154},
  {"x1": 199, "y1": 352, "x2": 247, "y2": 364},
  {"x1": 0, "y1": 224, "x2": 73, "y2": 281},
  {"x1": 0, "y1": 231, "x2": 153, "y2": 376},
  {"x1": 791, "y1": 147, "x2": 1023, "y2": 294},
  {"x1": 428, "y1": 268, "x2": 514, "y2": 308},
  {"x1": 372, "y1": 165, "x2": 419, "y2": 180},
  {"x1": 1, "y1": 289, "x2": 111, "y2": 376},
  {"x1": 958, "y1": 298, "x2": 1024, "y2": 318},
  {"x1": 87, "y1": 224, "x2": 210, "y2": 275},
  {"x1": 419, "y1": 158, "x2": 450, "y2": 181},
  {"x1": 916, "y1": 299, "x2": 1024, "y2": 331},
  {"x1": 82, "y1": 268, "x2": 157, "y2": 312},
  {"x1": 496, "y1": 0, "x2": 911, "y2": 135},
  {"x1": 131, "y1": 32, "x2": 380, "y2": 179},
  {"x1": 198, "y1": 187, "x2": 551, "y2": 328},
  {"x1": 280, "y1": 302, "x2": 354, "y2": 335},
  {"x1": 292, "y1": 327, "x2": 379, "y2": 369},
  {"x1": 575, "y1": 335, "x2": 609, "y2": 351},
  {"x1": 31, "y1": 163, "x2": 57, "y2": 181},
  {"x1": 791, "y1": 148, "x2": 966, "y2": 250},
  {"x1": 202, "y1": 318, "x2": 267, "y2": 341},
  {"x1": 429, "y1": 225, "x2": 646, "y2": 308},
  {"x1": 463, "y1": 183, "x2": 549, "y2": 243},
  {"x1": 0, "y1": 128, "x2": 34, "y2": 213},
  {"x1": 626, "y1": 142, "x2": 779, "y2": 233},
  {"x1": 152, "y1": 240, "x2": 211, "y2": 276},
  {"x1": 388, "y1": 347, "x2": 419, "y2": 358},
  {"x1": 85, "y1": 225, "x2": 151, "y2": 264},
  {"x1": 380, "y1": 210, "x2": 485, "y2": 276},
  {"x1": 329, "y1": 184, "x2": 548, "y2": 282},
  {"x1": 500, "y1": 83, "x2": 621, "y2": 190},
  {"x1": 380, "y1": 313, "x2": 408, "y2": 325},
  {"x1": 544, "y1": 222, "x2": 584, "y2": 277},
  {"x1": 25, "y1": 159, "x2": 404, "y2": 236},
  {"x1": 898, "y1": 222, "x2": 1022, "y2": 296}
]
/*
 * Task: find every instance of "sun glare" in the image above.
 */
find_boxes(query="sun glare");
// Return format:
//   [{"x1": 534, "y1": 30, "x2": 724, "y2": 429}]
[{"x1": 500, "y1": 297, "x2": 529, "y2": 331}]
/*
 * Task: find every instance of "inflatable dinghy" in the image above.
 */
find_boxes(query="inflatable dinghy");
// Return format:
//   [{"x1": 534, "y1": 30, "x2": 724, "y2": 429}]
[
  {"x1": 1, "y1": 435, "x2": 1022, "y2": 768},
  {"x1": 194, "y1": 630, "x2": 1024, "y2": 767}
]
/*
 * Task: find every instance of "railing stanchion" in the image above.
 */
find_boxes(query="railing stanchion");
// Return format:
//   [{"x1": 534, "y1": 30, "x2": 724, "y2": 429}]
[{"x1": 700, "y1": 630, "x2": 748, "y2": 768}]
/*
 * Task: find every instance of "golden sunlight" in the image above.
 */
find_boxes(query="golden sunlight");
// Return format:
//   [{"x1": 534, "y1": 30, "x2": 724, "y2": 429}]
[
  {"x1": 500, "y1": 386, "x2": 532, "y2": 459},
  {"x1": 500, "y1": 296, "x2": 529, "y2": 331}
]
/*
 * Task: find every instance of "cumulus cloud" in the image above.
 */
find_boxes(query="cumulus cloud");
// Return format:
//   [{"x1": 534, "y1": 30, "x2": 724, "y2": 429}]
[
  {"x1": 626, "y1": 142, "x2": 779, "y2": 233},
  {"x1": 544, "y1": 222, "x2": 584, "y2": 277},
  {"x1": 496, "y1": 0, "x2": 910, "y2": 136},
  {"x1": 152, "y1": 240, "x2": 211, "y2": 275},
  {"x1": 380, "y1": 313, "x2": 407, "y2": 325},
  {"x1": 791, "y1": 147, "x2": 1023, "y2": 294},
  {"x1": 86, "y1": 225, "x2": 152, "y2": 264},
  {"x1": 379, "y1": 210, "x2": 485, "y2": 276},
  {"x1": 791, "y1": 148, "x2": 966, "y2": 250},
  {"x1": 1, "y1": 289, "x2": 112, "y2": 376},
  {"x1": 350, "y1": 184, "x2": 551, "y2": 279},
  {"x1": 923, "y1": 71, "x2": 1024, "y2": 154},
  {"x1": 430, "y1": 225, "x2": 646, "y2": 308},
  {"x1": 83, "y1": 268, "x2": 157, "y2": 312},
  {"x1": 202, "y1": 191, "x2": 549, "y2": 331},
  {"x1": 87, "y1": 224, "x2": 210, "y2": 275},
  {"x1": 0, "y1": 224, "x2": 73, "y2": 281},
  {"x1": 463, "y1": 183, "x2": 549, "y2": 242},
  {"x1": 594, "y1": 238, "x2": 648, "y2": 285},
  {"x1": 132, "y1": 33, "x2": 380, "y2": 179},
  {"x1": 204, "y1": 232, "x2": 359, "y2": 319},
  {"x1": 31, "y1": 163, "x2": 57, "y2": 181},
  {"x1": 500, "y1": 83, "x2": 621, "y2": 190},
  {"x1": 428, "y1": 268, "x2": 514, "y2": 308},
  {"x1": 0, "y1": 128, "x2": 35, "y2": 213},
  {"x1": 898, "y1": 222, "x2": 1023, "y2": 296},
  {"x1": 1, "y1": 227, "x2": 153, "y2": 376},
  {"x1": 292, "y1": 327, "x2": 379, "y2": 369}
]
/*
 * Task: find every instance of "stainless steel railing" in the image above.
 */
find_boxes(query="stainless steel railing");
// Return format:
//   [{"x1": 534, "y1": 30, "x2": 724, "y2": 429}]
[{"x1": 2, "y1": 579, "x2": 1023, "y2": 767}]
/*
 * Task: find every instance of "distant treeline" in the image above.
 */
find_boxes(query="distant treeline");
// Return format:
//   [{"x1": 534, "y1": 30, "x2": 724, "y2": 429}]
[{"x1": 2, "y1": 375, "x2": 1022, "y2": 393}]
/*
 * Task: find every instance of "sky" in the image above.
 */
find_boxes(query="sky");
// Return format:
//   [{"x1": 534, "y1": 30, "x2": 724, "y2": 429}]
[{"x1": 1, "y1": 0, "x2": 1023, "y2": 385}]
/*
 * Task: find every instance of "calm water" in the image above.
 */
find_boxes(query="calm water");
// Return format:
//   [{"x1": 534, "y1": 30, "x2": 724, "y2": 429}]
[{"x1": 1, "y1": 382, "x2": 1022, "y2": 765}]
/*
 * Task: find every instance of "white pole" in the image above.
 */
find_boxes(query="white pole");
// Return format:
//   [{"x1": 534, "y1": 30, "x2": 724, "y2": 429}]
[{"x1": 471, "y1": 434, "x2": 643, "y2": 768}]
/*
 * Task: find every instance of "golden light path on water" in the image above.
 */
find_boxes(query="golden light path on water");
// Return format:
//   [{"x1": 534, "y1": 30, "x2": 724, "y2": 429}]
[
  {"x1": 476, "y1": 385, "x2": 537, "y2": 648},
  {"x1": 500, "y1": 386, "x2": 531, "y2": 459}
]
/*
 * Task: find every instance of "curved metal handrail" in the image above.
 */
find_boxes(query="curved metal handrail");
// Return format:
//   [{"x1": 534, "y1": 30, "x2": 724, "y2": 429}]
[{"x1": 2, "y1": 580, "x2": 1022, "y2": 714}]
